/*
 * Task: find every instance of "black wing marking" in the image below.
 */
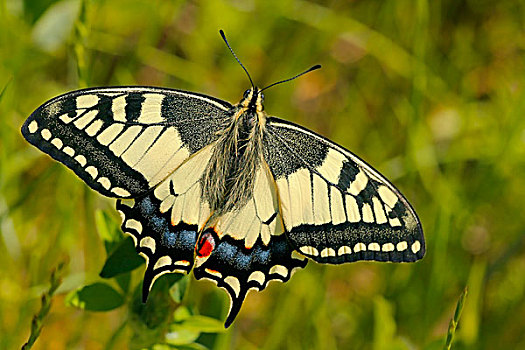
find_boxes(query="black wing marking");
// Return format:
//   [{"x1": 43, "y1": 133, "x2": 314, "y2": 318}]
[
  {"x1": 190, "y1": 161, "x2": 303, "y2": 328},
  {"x1": 264, "y1": 117, "x2": 424, "y2": 264},
  {"x1": 116, "y1": 143, "x2": 216, "y2": 301},
  {"x1": 22, "y1": 86, "x2": 232, "y2": 198},
  {"x1": 118, "y1": 155, "x2": 307, "y2": 328},
  {"x1": 193, "y1": 228, "x2": 307, "y2": 327},
  {"x1": 207, "y1": 161, "x2": 284, "y2": 249},
  {"x1": 117, "y1": 193, "x2": 198, "y2": 302}
]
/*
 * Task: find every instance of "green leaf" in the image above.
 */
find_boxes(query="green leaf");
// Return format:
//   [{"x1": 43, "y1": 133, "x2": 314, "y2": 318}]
[
  {"x1": 172, "y1": 343, "x2": 209, "y2": 350},
  {"x1": 173, "y1": 306, "x2": 192, "y2": 322},
  {"x1": 169, "y1": 275, "x2": 189, "y2": 303},
  {"x1": 23, "y1": 0, "x2": 62, "y2": 23},
  {"x1": 95, "y1": 210, "x2": 122, "y2": 253},
  {"x1": 176, "y1": 315, "x2": 225, "y2": 333},
  {"x1": 172, "y1": 307, "x2": 225, "y2": 334},
  {"x1": 66, "y1": 282, "x2": 124, "y2": 311},
  {"x1": 115, "y1": 272, "x2": 131, "y2": 294},
  {"x1": 165, "y1": 324, "x2": 200, "y2": 346},
  {"x1": 151, "y1": 343, "x2": 209, "y2": 350},
  {"x1": 151, "y1": 345, "x2": 172, "y2": 350},
  {"x1": 100, "y1": 236, "x2": 144, "y2": 278},
  {"x1": 130, "y1": 274, "x2": 182, "y2": 330},
  {"x1": 31, "y1": 0, "x2": 81, "y2": 52}
]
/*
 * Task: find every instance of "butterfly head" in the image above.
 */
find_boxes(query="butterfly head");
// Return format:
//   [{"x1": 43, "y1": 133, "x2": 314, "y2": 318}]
[
  {"x1": 240, "y1": 87, "x2": 265, "y2": 113},
  {"x1": 219, "y1": 30, "x2": 318, "y2": 118}
]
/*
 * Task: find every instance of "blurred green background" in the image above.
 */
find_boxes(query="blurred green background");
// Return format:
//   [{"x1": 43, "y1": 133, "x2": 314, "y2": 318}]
[{"x1": 1, "y1": 0, "x2": 525, "y2": 349}]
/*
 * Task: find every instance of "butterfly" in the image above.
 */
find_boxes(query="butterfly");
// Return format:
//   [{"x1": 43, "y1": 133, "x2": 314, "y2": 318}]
[{"x1": 21, "y1": 31, "x2": 424, "y2": 327}]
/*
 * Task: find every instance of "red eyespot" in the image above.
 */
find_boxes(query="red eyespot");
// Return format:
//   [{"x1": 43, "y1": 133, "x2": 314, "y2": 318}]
[{"x1": 196, "y1": 231, "x2": 215, "y2": 258}]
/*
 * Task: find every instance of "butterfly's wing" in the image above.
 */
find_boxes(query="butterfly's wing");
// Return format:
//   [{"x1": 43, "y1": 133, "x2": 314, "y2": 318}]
[
  {"x1": 22, "y1": 86, "x2": 232, "y2": 307},
  {"x1": 264, "y1": 117, "x2": 424, "y2": 263},
  {"x1": 117, "y1": 194, "x2": 198, "y2": 301},
  {"x1": 192, "y1": 161, "x2": 307, "y2": 327},
  {"x1": 22, "y1": 87, "x2": 232, "y2": 198},
  {"x1": 116, "y1": 144, "x2": 216, "y2": 300},
  {"x1": 119, "y1": 149, "x2": 306, "y2": 327}
]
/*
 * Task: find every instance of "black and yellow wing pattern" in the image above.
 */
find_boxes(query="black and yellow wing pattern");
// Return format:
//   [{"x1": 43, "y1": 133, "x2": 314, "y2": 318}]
[
  {"x1": 22, "y1": 87, "x2": 231, "y2": 198},
  {"x1": 264, "y1": 118, "x2": 424, "y2": 263},
  {"x1": 22, "y1": 85, "x2": 423, "y2": 328}
]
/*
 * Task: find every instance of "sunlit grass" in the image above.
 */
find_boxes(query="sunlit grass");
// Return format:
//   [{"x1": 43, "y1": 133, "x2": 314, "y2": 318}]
[
  {"x1": 444, "y1": 287, "x2": 468, "y2": 350},
  {"x1": 21, "y1": 261, "x2": 67, "y2": 350},
  {"x1": 1, "y1": 0, "x2": 525, "y2": 349}
]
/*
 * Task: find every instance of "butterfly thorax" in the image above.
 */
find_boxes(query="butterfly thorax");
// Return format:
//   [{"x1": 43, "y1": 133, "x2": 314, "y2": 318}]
[{"x1": 202, "y1": 88, "x2": 267, "y2": 214}]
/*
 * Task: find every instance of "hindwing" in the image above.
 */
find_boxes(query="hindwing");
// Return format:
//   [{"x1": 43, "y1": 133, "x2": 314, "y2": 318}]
[
  {"x1": 193, "y1": 160, "x2": 306, "y2": 327},
  {"x1": 117, "y1": 195, "x2": 198, "y2": 301},
  {"x1": 210, "y1": 161, "x2": 285, "y2": 248},
  {"x1": 117, "y1": 143, "x2": 215, "y2": 300},
  {"x1": 117, "y1": 146, "x2": 307, "y2": 326},
  {"x1": 22, "y1": 87, "x2": 231, "y2": 198},
  {"x1": 264, "y1": 118, "x2": 425, "y2": 264},
  {"x1": 193, "y1": 229, "x2": 307, "y2": 328}
]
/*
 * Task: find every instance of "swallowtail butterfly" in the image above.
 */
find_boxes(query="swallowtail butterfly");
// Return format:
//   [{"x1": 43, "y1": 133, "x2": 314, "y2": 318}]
[{"x1": 21, "y1": 31, "x2": 424, "y2": 327}]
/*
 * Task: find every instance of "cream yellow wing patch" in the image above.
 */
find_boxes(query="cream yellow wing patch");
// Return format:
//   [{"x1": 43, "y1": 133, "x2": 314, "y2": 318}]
[
  {"x1": 22, "y1": 87, "x2": 231, "y2": 199},
  {"x1": 266, "y1": 122, "x2": 411, "y2": 231},
  {"x1": 153, "y1": 144, "x2": 214, "y2": 230},
  {"x1": 210, "y1": 160, "x2": 284, "y2": 248},
  {"x1": 264, "y1": 118, "x2": 425, "y2": 264}
]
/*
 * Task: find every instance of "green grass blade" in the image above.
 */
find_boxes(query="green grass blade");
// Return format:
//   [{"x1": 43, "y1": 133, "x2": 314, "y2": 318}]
[
  {"x1": 72, "y1": 0, "x2": 89, "y2": 87},
  {"x1": 21, "y1": 261, "x2": 67, "y2": 350},
  {"x1": 0, "y1": 78, "x2": 11, "y2": 103},
  {"x1": 444, "y1": 287, "x2": 468, "y2": 350}
]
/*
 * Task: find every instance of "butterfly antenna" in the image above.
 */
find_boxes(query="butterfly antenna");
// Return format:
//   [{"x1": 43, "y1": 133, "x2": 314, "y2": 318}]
[
  {"x1": 220, "y1": 30, "x2": 255, "y2": 89},
  {"x1": 260, "y1": 64, "x2": 322, "y2": 93}
]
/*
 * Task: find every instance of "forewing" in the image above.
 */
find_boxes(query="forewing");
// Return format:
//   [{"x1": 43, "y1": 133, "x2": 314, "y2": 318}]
[
  {"x1": 22, "y1": 87, "x2": 231, "y2": 198},
  {"x1": 193, "y1": 161, "x2": 307, "y2": 327},
  {"x1": 264, "y1": 118, "x2": 424, "y2": 264}
]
